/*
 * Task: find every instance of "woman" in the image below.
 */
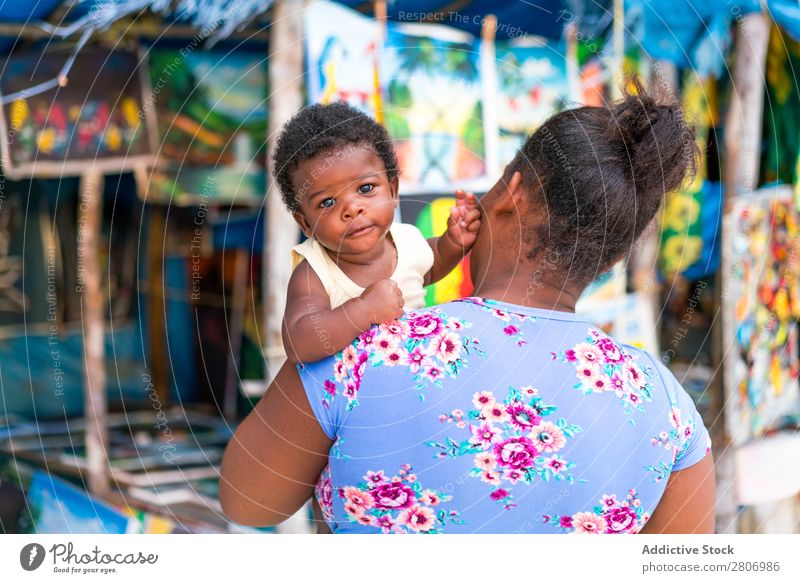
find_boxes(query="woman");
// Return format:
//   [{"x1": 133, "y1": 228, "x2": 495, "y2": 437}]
[{"x1": 220, "y1": 81, "x2": 715, "y2": 533}]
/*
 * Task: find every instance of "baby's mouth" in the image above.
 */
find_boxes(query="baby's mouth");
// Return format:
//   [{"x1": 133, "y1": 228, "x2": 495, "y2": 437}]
[{"x1": 347, "y1": 223, "x2": 374, "y2": 238}]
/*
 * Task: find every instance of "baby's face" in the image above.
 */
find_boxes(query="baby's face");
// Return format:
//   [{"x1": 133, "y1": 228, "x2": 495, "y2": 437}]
[{"x1": 292, "y1": 145, "x2": 398, "y2": 259}]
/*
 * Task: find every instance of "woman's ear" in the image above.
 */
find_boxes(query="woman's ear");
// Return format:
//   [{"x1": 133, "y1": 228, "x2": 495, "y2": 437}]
[
  {"x1": 292, "y1": 211, "x2": 312, "y2": 238},
  {"x1": 492, "y1": 171, "x2": 525, "y2": 216}
]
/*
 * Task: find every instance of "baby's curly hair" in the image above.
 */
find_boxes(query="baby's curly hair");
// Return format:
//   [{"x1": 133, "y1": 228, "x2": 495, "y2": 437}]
[{"x1": 272, "y1": 102, "x2": 399, "y2": 212}]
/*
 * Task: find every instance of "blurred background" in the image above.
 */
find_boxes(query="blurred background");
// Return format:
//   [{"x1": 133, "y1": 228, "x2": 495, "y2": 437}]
[{"x1": 0, "y1": 0, "x2": 797, "y2": 534}]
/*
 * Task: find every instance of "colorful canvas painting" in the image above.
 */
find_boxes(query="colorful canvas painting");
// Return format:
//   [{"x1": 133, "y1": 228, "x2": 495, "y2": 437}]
[
  {"x1": 381, "y1": 24, "x2": 487, "y2": 193},
  {"x1": 304, "y1": 0, "x2": 382, "y2": 117},
  {"x1": 146, "y1": 48, "x2": 267, "y2": 204},
  {"x1": 576, "y1": 292, "x2": 659, "y2": 354},
  {"x1": 723, "y1": 186, "x2": 800, "y2": 446},
  {"x1": 495, "y1": 37, "x2": 568, "y2": 172},
  {"x1": 399, "y1": 195, "x2": 472, "y2": 306},
  {"x1": 0, "y1": 48, "x2": 156, "y2": 178},
  {"x1": 25, "y1": 471, "x2": 134, "y2": 534},
  {"x1": 659, "y1": 72, "x2": 722, "y2": 279}
]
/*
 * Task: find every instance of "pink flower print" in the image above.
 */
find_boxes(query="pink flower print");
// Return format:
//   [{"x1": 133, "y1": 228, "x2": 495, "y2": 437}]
[
  {"x1": 315, "y1": 470, "x2": 333, "y2": 518},
  {"x1": 545, "y1": 454, "x2": 567, "y2": 474},
  {"x1": 610, "y1": 372, "x2": 626, "y2": 396},
  {"x1": 605, "y1": 506, "x2": 638, "y2": 533},
  {"x1": 571, "y1": 512, "x2": 607, "y2": 534},
  {"x1": 588, "y1": 374, "x2": 612, "y2": 394},
  {"x1": 600, "y1": 494, "x2": 617, "y2": 508},
  {"x1": 670, "y1": 407, "x2": 682, "y2": 429},
  {"x1": 384, "y1": 347, "x2": 408, "y2": 367},
  {"x1": 559, "y1": 515, "x2": 573, "y2": 529},
  {"x1": 375, "y1": 515, "x2": 396, "y2": 534},
  {"x1": 398, "y1": 504, "x2": 437, "y2": 533},
  {"x1": 506, "y1": 402, "x2": 541, "y2": 431},
  {"x1": 564, "y1": 349, "x2": 577, "y2": 362},
  {"x1": 480, "y1": 470, "x2": 502, "y2": 485},
  {"x1": 683, "y1": 424, "x2": 693, "y2": 440},
  {"x1": 503, "y1": 469, "x2": 524, "y2": 484},
  {"x1": 379, "y1": 319, "x2": 410, "y2": 339},
  {"x1": 342, "y1": 486, "x2": 375, "y2": 512},
  {"x1": 323, "y1": 380, "x2": 336, "y2": 397},
  {"x1": 503, "y1": 324, "x2": 519, "y2": 336},
  {"x1": 576, "y1": 362, "x2": 601, "y2": 385},
  {"x1": 372, "y1": 332, "x2": 400, "y2": 355},
  {"x1": 490, "y1": 488, "x2": 509, "y2": 501},
  {"x1": 405, "y1": 346, "x2": 431, "y2": 374},
  {"x1": 333, "y1": 359, "x2": 346, "y2": 383},
  {"x1": 343, "y1": 382, "x2": 357, "y2": 400},
  {"x1": 419, "y1": 490, "x2": 441, "y2": 506},
  {"x1": 469, "y1": 422, "x2": 503, "y2": 449},
  {"x1": 626, "y1": 391, "x2": 641, "y2": 407},
  {"x1": 342, "y1": 345, "x2": 357, "y2": 369},
  {"x1": 407, "y1": 313, "x2": 443, "y2": 339},
  {"x1": 473, "y1": 452, "x2": 497, "y2": 470},
  {"x1": 520, "y1": 385, "x2": 539, "y2": 397},
  {"x1": 448, "y1": 319, "x2": 464, "y2": 331},
  {"x1": 597, "y1": 338, "x2": 624, "y2": 363},
  {"x1": 574, "y1": 342, "x2": 603, "y2": 365},
  {"x1": 530, "y1": 421, "x2": 566, "y2": 453},
  {"x1": 352, "y1": 351, "x2": 369, "y2": 382},
  {"x1": 624, "y1": 361, "x2": 647, "y2": 390},
  {"x1": 490, "y1": 308, "x2": 510, "y2": 322},
  {"x1": 357, "y1": 514, "x2": 376, "y2": 526},
  {"x1": 432, "y1": 331, "x2": 462, "y2": 363},
  {"x1": 425, "y1": 365, "x2": 445, "y2": 382},
  {"x1": 493, "y1": 436, "x2": 539, "y2": 470},
  {"x1": 356, "y1": 327, "x2": 376, "y2": 349},
  {"x1": 485, "y1": 403, "x2": 510, "y2": 424},
  {"x1": 344, "y1": 502, "x2": 364, "y2": 517},
  {"x1": 364, "y1": 470, "x2": 386, "y2": 486},
  {"x1": 371, "y1": 482, "x2": 416, "y2": 510}
]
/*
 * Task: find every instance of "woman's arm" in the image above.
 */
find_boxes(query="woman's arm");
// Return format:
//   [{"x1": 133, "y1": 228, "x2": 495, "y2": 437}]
[
  {"x1": 282, "y1": 261, "x2": 402, "y2": 363},
  {"x1": 639, "y1": 453, "x2": 716, "y2": 533},
  {"x1": 219, "y1": 361, "x2": 333, "y2": 527}
]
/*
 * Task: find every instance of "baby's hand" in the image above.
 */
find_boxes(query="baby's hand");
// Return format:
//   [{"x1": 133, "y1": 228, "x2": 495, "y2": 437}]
[
  {"x1": 445, "y1": 189, "x2": 481, "y2": 252},
  {"x1": 360, "y1": 279, "x2": 404, "y2": 324}
]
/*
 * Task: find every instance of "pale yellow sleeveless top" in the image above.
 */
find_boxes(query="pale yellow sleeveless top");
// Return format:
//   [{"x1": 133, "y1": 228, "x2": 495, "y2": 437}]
[{"x1": 291, "y1": 222, "x2": 434, "y2": 310}]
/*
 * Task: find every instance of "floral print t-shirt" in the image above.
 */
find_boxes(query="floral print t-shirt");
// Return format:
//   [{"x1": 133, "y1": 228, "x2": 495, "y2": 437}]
[{"x1": 297, "y1": 298, "x2": 711, "y2": 534}]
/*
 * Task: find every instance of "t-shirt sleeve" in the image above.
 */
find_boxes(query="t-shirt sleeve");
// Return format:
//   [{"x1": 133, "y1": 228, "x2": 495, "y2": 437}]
[
  {"x1": 647, "y1": 355, "x2": 712, "y2": 471},
  {"x1": 295, "y1": 353, "x2": 353, "y2": 441},
  {"x1": 397, "y1": 223, "x2": 435, "y2": 276}
]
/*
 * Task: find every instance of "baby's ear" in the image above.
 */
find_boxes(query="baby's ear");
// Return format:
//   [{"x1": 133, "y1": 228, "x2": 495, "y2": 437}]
[
  {"x1": 389, "y1": 175, "x2": 399, "y2": 208},
  {"x1": 292, "y1": 211, "x2": 312, "y2": 237}
]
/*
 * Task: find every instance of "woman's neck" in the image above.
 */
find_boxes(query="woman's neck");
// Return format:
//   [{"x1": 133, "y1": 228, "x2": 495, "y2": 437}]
[{"x1": 471, "y1": 276, "x2": 580, "y2": 313}]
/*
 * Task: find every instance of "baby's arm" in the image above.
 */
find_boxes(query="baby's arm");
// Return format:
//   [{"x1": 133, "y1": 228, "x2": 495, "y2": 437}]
[
  {"x1": 282, "y1": 261, "x2": 404, "y2": 363},
  {"x1": 425, "y1": 189, "x2": 481, "y2": 285}
]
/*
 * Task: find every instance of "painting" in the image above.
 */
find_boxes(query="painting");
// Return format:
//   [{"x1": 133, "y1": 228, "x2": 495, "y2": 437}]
[
  {"x1": 25, "y1": 471, "x2": 134, "y2": 534},
  {"x1": 304, "y1": 0, "x2": 382, "y2": 117},
  {"x1": 577, "y1": 292, "x2": 659, "y2": 354},
  {"x1": 381, "y1": 23, "x2": 487, "y2": 193},
  {"x1": 659, "y1": 72, "x2": 722, "y2": 279},
  {"x1": 723, "y1": 186, "x2": 800, "y2": 446},
  {"x1": 399, "y1": 194, "x2": 473, "y2": 306},
  {"x1": 495, "y1": 37, "x2": 568, "y2": 172},
  {"x1": 146, "y1": 47, "x2": 268, "y2": 205},
  {"x1": 0, "y1": 48, "x2": 156, "y2": 178}
]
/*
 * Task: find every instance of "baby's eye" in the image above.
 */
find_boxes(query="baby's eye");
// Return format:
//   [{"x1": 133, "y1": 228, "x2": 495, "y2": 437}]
[
  {"x1": 318, "y1": 197, "x2": 336, "y2": 209},
  {"x1": 358, "y1": 184, "x2": 374, "y2": 194}
]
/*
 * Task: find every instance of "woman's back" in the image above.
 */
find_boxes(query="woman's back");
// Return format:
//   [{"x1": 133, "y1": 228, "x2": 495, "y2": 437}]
[{"x1": 299, "y1": 298, "x2": 711, "y2": 534}]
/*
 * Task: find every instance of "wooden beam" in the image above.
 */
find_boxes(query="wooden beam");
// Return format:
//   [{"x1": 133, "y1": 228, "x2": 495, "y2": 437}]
[
  {"x1": 79, "y1": 169, "x2": 109, "y2": 496},
  {"x1": 264, "y1": 0, "x2": 304, "y2": 382}
]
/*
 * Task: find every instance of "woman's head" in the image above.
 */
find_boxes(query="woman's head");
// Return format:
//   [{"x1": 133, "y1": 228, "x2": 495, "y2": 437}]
[
  {"x1": 273, "y1": 102, "x2": 400, "y2": 255},
  {"x1": 475, "y1": 79, "x2": 696, "y2": 292}
]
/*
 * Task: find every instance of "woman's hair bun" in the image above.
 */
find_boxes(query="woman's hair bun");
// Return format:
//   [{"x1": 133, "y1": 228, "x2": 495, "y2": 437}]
[{"x1": 606, "y1": 76, "x2": 697, "y2": 197}]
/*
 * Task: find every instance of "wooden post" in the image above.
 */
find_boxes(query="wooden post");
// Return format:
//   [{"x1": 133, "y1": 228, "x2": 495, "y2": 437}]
[
  {"x1": 263, "y1": 0, "x2": 304, "y2": 385},
  {"x1": 719, "y1": 12, "x2": 771, "y2": 534},
  {"x1": 480, "y1": 15, "x2": 499, "y2": 178},
  {"x1": 79, "y1": 169, "x2": 109, "y2": 496}
]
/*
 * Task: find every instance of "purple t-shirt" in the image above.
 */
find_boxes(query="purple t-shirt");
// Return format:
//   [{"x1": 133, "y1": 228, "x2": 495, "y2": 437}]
[{"x1": 297, "y1": 298, "x2": 711, "y2": 534}]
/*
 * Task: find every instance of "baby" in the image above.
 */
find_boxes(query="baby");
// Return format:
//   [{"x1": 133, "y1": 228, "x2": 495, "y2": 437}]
[{"x1": 273, "y1": 102, "x2": 481, "y2": 363}]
